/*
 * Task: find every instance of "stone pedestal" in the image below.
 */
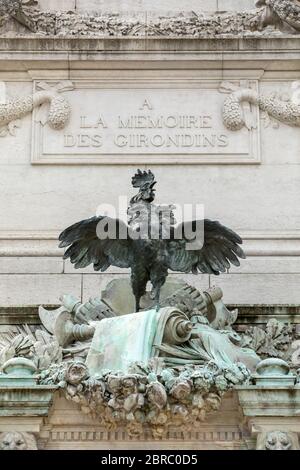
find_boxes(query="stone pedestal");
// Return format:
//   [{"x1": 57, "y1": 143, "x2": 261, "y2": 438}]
[{"x1": 236, "y1": 359, "x2": 300, "y2": 450}]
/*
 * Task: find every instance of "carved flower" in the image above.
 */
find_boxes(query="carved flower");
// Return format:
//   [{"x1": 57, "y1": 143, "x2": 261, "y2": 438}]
[
  {"x1": 133, "y1": 410, "x2": 146, "y2": 424},
  {"x1": 152, "y1": 425, "x2": 167, "y2": 440},
  {"x1": 171, "y1": 404, "x2": 189, "y2": 419},
  {"x1": 223, "y1": 364, "x2": 249, "y2": 385},
  {"x1": 192, "y1": 371, "x2": 213, "y2": 393},
  {"x1": 121, "y1": 375, "x2": 138, "y2": 396},
  {"x1": 66, "y1": 383, "x2": 78, "y2": 397},
  {"x1": 126, "y1": 421, "x2": 143, "y2": 439},
  {"x1": 236, "y1": 363, "x2": 251, "y2": 381},
  {"x1": 107, "y1": 397, "x2": 123, "y2": 410},
  {"x1": 146, "y1": 410, "x2": 168, "y2": 426},
  {"x1": 123, "y1": 393, "x2": 144, "y2": 412},
  {"x1": 192, "y1": 393, "x2": 205, "y2": 409},
  {"x1": 169, "y1": 380, "x2": 191, "y2": 401},
  {"x1": 110, "y1": 409, "x2": 126, "y2": 422},
  {"x1": 65, "y1": 361, "x2": 89, "y2": 385},
  {"x1": 206, "y1": 393, "x2": 221, "y2": 411},
  {"x1": 106, "y1": 375, "x2": 122, "y2": 395},
  {"x1": 146, "y1": 382, "x2": 167, "y2": 409},
  {"x1": 214, "y1": 374, "x2": 229, "y2": 392},
  {"x1": 84, "y1": 376, "x2": 105, "y2": 393}
]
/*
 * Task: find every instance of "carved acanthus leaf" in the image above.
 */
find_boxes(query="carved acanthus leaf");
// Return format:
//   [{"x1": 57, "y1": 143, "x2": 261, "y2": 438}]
[
  {"x1": 0, "y1": 324, "x2": 62, "y2": 370},
  {"x1": 239, "y1": 318, "x2": 295, "y2": 362}
]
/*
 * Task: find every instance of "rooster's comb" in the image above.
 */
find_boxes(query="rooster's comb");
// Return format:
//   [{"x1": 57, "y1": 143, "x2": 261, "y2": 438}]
[{"x1": 132, "y1": 169, "x2": 155, "y2": 189}]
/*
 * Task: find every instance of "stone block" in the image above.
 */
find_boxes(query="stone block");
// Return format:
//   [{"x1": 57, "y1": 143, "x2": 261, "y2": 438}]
[
  {"x1": 229, "y1": 256, "x2": 300, "y2": 274},
  {"x1": 0, "y1": 274, "x2": 82, "y2": 307},
  {"x1": 0, "y1": 257, "x2": 63, "y2": 274},
  {"x1": 212, "y1": 274, "x2": 300, "y2": 305},
  {"x1": 64, "y1": 259, "x2": 128, "y2": 274}
]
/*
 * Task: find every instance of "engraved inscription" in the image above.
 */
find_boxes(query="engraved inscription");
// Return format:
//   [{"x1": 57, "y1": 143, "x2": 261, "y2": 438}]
[
  {"x1": 63, "y1": 109, "x2": 228, "y2": 151},
  {"x1": 32, "y1": 81, "x2": 260, "y2": 164}
]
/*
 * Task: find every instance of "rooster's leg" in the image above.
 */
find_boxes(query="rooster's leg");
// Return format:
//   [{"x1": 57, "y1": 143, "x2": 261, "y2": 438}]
[
  {"x1": 155, "y1": 288, "x2": 161, "y2": 312},
  {"x1": 135, "y1": 295, "x2": 141, "y2": 312},
  {"x1": 150, "y1": 285, "x2": 161, "y2": 311},
  {"x1": 150, "y1": 266, "x2": 168, "y2": 312},
  {"x1": 131, "y1": 266, "x2": 149, "y2": 313}
]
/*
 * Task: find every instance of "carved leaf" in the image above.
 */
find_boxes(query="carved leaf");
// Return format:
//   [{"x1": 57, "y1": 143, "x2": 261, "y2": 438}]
[
  {"x1": 240, "y1": 319, "x2": 294, "y2": 360},
  {"x1": 219, "y1": 81, "x2": 240, "y2": 94}
]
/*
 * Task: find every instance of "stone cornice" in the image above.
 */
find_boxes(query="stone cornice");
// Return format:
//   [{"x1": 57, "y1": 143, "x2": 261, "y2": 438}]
[
  {"x1": 1, "y1": 304, "x2": 300, "y2": 326},
  {"x1": 0, "y1": 36, "x2": 299, "y2": 53},
  {"x1": 0, "y1": 36, "x2": 298, "y2": 71},
  {"x1": 0, "y1": 385, "x2": 57, "y2": 417},
  {"x1": 236, "y1": 385, "x2": 300, "y2": 416}
]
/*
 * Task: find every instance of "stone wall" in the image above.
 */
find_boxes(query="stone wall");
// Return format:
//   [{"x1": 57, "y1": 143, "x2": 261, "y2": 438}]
[
  {"x1": 38, "y1": 392, "x2": 247, "y2": 450},
  {"x1": 0, "y1": 36, "x2": 299, "y2": 311},
  {"x1": 0, "y1": 1, "x2": 299, "y2": 314},
  {"x1": 0, "y1": 2, "x2": 300, "y2": 452}
]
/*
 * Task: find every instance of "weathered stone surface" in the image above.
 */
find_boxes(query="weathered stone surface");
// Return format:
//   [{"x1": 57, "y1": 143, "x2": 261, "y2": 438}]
[
  {"x1": 37, "y1": 359, "x2": 250, "y2": 439},
  {"x1": 0, "y1": 257, "x2": 63, "y2": 274},
  {"x1": 0, "y1": 274, "x2": 82, "y2": 306},
  {"x1": 256, "y1": 430, "x2": 299, "y2": 450},
  {"x1": 1, "y1": 2, "x2": 297, "y2": 39},
  {"x1": 39, "y1": 0, "x2": 75, "y2": 11},
  {"x1": 213, "y1": 274, "x2": 300, "y2": 305},
  {"x1": 0, "y1": 431, "x2": 38, "y2": 450},
  {"x1": 255, "y1": 0, "x2": 300, "y2": 34},
  {"x1": 31, "y1": 392, "x2": 246, "y2": 450},
  {"x1": 32, "y1": 79, "x2": 260, "y2": 165},
  {"x1": 229, "y1": 256, "x2": 300, "y2": 274},
  {"x1": 236, "y1": 385, "x2": 300, "y2": 416},
  {"x1": 221, "y1": 80, "x2": 300, "y2": 131},
  {"x1": 0, "y1": 386, "x2": 55, "y2": 417},
  {"x1": 0, "y1": 1, "x2": 299, "y2": 451}
]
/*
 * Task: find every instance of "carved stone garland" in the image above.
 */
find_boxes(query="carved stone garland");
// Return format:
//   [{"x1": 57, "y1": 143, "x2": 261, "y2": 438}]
[
  {"x1": 1, "y1": 2, "x2": 300, "y2": 38},
  {"x1": 38, "y1": 359, "x2": 250, "y2": 439},
  {"x1": 220, "y1": 80, "x2": 300, "y2": 131},
  {"x1": 0, "y1": 80, "x2": 73, "y2": 137}
]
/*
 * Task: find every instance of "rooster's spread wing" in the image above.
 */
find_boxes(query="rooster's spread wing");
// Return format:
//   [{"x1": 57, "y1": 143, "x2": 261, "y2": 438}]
[
  {"x1": 59, "y1": 216, "x2": 133, "y2": 271},
  {"x1": 166, "y1": 219, "x2": 245, "y2": 275}
]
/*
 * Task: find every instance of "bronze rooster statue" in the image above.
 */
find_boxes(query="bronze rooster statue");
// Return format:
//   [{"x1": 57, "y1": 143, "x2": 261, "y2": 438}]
[{"x1": 59, "y1": 170, "x2": 245, "y2": 312}]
